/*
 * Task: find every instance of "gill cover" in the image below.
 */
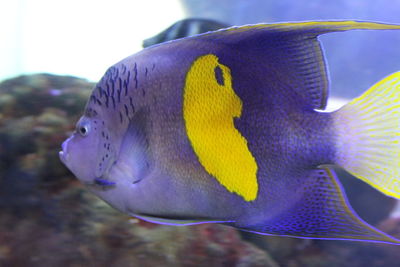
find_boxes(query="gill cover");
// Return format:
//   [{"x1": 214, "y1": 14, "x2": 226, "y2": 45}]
[{"x1": 80, "y1": 107, "x2": 117, "y2": 179}]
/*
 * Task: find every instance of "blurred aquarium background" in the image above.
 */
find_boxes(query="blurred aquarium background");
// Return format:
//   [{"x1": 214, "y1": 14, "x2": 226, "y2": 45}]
[{"x1": 1, "y1": 0, "x2": 400, "y2": 266}]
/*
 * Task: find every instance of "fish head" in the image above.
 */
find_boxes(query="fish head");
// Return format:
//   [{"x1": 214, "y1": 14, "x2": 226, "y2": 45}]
[{"x1": 59, "y1": 106, "x2": 117, "y2": 185}]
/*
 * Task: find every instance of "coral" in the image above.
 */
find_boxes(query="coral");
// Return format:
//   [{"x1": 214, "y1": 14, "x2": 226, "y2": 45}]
[{"x1": 0, "y1": 73, "x2": 399, "y2": 267}]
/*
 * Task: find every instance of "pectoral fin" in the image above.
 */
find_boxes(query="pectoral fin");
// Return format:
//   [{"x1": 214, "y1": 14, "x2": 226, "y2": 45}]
[{"x1": 109, "y1": 110, "x2": 151, "y2": 184}]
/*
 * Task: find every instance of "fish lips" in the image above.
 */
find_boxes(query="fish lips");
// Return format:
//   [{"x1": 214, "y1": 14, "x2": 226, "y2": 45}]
[{"x1": 59, "y1": 136, "x2": 72, "y2": 164}]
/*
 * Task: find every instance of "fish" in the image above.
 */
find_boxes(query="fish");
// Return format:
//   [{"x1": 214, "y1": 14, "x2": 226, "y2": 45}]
[
  {"x1": 142, "y1": 18, "x2": 229, "y2": 48},
  {"x1": 60, "y1": 21, "x2": 400, "y2": 244}
]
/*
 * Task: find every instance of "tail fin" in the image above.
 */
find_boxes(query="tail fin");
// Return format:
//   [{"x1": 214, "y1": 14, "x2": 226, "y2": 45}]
[{"x1": 333, "y1": 72, "x2": 400, "y2": 199}]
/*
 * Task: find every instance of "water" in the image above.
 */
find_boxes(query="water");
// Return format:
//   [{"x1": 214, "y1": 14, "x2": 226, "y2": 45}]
[{"x1": 1, "y1": 1, "x2": 400, "y2": 266}]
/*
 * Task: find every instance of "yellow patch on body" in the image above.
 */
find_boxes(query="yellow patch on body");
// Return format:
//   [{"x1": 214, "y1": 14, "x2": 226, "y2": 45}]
[{"x1": 183, "y1": 54, "x2": 258, "y2": 201}]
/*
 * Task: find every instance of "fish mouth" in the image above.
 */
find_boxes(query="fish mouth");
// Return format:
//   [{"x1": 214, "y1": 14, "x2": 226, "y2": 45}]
[
  {"x1": 59, "y1": 138, "x2": 71, "y2": 164},
  {"x1": 59, "y1": 150, "x2": 66, "y2": 163},
  {"x1": 93, "y1": 177, "x2": 116, "y2": 187}
]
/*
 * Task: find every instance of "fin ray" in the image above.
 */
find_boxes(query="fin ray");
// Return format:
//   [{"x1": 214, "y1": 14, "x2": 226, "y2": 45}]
[
  {"x1": 195, "y1": 21, "x2": 400, "y2": 110},
  {"x1": 334, "y1": 72, "x2": 400, "y2": 199},
  {"x1": 237, "y1": 168, "x2": 400, "y2": 244},
  {"x1": 108, "y1": 109, "x2": 151, "y2": 184}
]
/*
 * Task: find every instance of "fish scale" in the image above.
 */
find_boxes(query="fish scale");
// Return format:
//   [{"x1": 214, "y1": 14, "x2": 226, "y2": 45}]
[{"x1": 60, "y1": 20, "x2": 400, "y2": 245}]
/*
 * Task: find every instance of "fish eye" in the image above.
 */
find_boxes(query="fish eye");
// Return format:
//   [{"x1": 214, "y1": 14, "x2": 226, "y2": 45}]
[
  {"x1": 77, "y1": 122, "x2": 90, "y2": 137},
  {"x1": 79, "y1": 126, "x2": 88, "y2": 136}
]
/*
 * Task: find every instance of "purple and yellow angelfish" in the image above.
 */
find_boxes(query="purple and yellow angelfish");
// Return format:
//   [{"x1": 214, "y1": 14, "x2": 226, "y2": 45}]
[{"x1": 60, "y1": 21, "x2": 400, "y2": 244}]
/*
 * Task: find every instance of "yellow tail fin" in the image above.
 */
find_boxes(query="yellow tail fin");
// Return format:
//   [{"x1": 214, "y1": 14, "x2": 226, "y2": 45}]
[{"x1": 334, "y1": 72, "x2": 400, "y2": 199}]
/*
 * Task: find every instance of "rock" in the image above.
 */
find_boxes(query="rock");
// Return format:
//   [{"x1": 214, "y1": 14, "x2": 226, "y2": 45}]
[{"x1": 0, "y1": 73, "x2": 277, "y2": 267}]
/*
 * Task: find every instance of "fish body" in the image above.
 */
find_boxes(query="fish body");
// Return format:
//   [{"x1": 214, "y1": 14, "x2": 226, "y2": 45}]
[{"x1": 60, "y1": 21, "x2": 400, "y2": 244}]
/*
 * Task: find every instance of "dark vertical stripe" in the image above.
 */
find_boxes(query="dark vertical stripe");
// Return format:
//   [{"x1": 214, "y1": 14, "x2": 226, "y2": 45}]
[
  {"x1": 97, "y1": 86, "x2": 102, "y2": 98},
  {"x1": 113, "y1": 67, "x2": 119, "y2": 81},
  {"x1": 121, "y1": 64, "x2": 127, "y2": 74},
  {"x1": 124, "y1": 80, "x2": 128, "y2": 96},
  {"x1": 105, "y1": 96, "x2": 109, "y2": 108},
  {"x1": 126, "y1": 70, "x2": 131, "y2": 83},
  {"x1": 110, "y1": 79, "x2": 115, "y2": 97},
  {"x1": 125, "y1": 70, "x2": 131, "y2": 96},
  {"x1": 118, "y1": 77, "x2": 122, "y2": 89},
  {"x1": 129, "y1": 97, "x2": 135, "y2": 113},
  {"x1": 124, "y1": 104, "x2": 129, "y2": 117},
  {"x1": 117, "y1": 88, "x2": 121, "y2": 103},
  {"x1": 111, "y1": 95, "x2": 116, "y2": 109},
  {"x1": 106, "y1": 83, "x2": 110, "y2": 96},
  {"x1": 133, "y1": 63, "x2": 138, "y2": 89}
]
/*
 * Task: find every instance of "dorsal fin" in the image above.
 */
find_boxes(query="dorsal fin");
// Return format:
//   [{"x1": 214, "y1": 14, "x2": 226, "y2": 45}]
[{"x1": 195, "y1": 21, "x2": 400, "y2": 110}]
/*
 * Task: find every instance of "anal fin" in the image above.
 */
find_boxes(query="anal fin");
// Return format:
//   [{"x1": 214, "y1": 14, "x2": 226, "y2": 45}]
[{"x1": 240, "y1": 168, "x2": 400, "y2": 244}]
